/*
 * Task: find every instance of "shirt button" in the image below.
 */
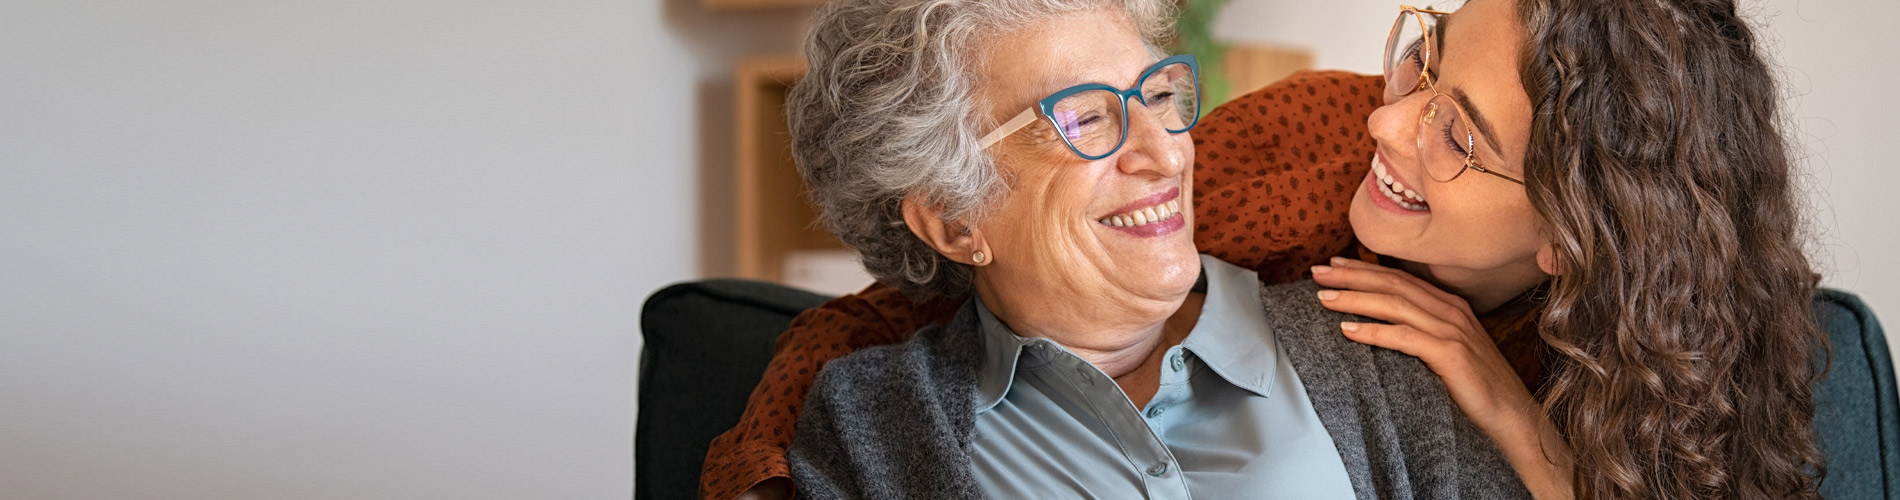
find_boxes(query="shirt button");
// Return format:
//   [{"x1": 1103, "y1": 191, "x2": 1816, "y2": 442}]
[
  {"x1": 1169, "y1": 354, "x2": 1185, "y2": 372},
  {"x1": 1075, "y1": 366, "x2": 1095, "y2": 385},
  {"x1": 1146, "y1": 462, "x2": 1170, "y2": 477},
  {"x1": 1146, "y1": 405, "x2": 1167, "y2": 418}
]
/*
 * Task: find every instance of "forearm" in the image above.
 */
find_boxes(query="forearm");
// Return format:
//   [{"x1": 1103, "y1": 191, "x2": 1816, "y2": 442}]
[{"x1": 1488, "y1": 408, "x2": 1575, "y2": 500}]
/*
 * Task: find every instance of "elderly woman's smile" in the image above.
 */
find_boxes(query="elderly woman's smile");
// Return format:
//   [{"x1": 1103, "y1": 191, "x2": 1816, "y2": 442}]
[{"x1": 1096, "y1": 186, "x2": 1184, "y2": 233}]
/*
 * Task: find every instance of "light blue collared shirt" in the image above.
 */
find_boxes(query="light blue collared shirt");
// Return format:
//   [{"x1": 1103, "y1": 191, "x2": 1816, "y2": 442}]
[{"x1": 969, "y1": 254, "x2": 1356, "y2": 499}]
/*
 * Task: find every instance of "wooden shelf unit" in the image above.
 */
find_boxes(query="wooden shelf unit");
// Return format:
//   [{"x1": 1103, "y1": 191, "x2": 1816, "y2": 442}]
[
  {"x1": 1223, "y1": 44, "x2": 1314, "y2": 99},
  {"x1": 733, "y1": 56, "x2": 847, "y2": 283}
]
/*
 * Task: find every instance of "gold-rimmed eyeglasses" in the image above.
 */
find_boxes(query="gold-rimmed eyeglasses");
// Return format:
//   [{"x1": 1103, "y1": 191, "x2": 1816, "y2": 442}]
[{"x1": 1385, "y1": 5, "x2": 1523, "y2": 185}]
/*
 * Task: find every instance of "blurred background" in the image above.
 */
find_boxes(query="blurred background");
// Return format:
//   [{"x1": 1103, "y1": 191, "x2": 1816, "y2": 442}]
[{"x1": 1, "y1": 0, "x2": 1891, "y2": 498}]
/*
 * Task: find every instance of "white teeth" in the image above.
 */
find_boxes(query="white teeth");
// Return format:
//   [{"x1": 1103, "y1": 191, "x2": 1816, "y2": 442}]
[
  {"x1": 1375, "y1": 170, "x2": 1429, "y2": 211},
  {"x1": 1098, "y1": 197, "x2": 1182, "y2": 228},
  {"x1": 1370, "y1": 157, "x2": 1429, "y2": 210}
]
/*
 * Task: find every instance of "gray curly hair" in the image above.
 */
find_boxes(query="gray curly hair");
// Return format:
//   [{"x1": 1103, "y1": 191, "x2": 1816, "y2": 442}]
[{"x1": 789, "y1": 0, "x2": 1176, "y2": 300}]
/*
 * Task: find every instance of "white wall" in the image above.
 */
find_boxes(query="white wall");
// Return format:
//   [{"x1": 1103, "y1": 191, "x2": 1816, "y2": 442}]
[
  {"x1": 1767, "y1": 0, "x2": 1900, "y2": 345},
  {"x1": 0, "y1": 0, "x2": 711, "y2": 497},
  {"x1": 1216, "y1": 0, "x2": 1900, "y2": 353}
]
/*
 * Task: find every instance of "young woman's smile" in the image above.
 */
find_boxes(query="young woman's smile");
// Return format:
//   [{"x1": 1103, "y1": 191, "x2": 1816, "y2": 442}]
[{"x1": 1363, "y1": 151, "x2": 1431, "y2": 213}]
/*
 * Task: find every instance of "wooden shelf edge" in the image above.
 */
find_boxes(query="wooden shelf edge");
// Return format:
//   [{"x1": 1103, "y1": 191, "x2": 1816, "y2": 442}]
[
  {"x1": 700, "y1": 0, "x2": 822, "y2": 12},
  {"x1": 733, "y1": 55, "x2": 812, "y2": 281}
]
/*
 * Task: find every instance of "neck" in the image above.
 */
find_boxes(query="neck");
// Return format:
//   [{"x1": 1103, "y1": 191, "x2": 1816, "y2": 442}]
[
  {"x1": 1078, "y1": 292, "x2": 1202, "y2": 377},
  {"x1": 976, "y1": 288, "x2": 1203, "y2": 379},
  {"x1": 1400, "y1": 259, "x2": 1548, "y2": 315}
]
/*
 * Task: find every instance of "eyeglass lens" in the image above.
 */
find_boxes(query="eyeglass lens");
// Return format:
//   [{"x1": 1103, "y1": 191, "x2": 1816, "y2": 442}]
[
  {"x1": 1416, "y1": 94, "x2": 1479, "y2": 182},
  {"x1": 1384, "y1": 9, "x2": 1433, "y2": 98},
  {"x1": 1048, "y1": 62, "x2": 1198, "y2": 158},
  {"x1": 1385, "y1": 8, "x2": 1480, "y2": 182}
]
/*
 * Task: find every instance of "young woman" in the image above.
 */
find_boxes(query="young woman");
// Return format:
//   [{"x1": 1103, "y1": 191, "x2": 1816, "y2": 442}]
[
  {"x1": 704, "y1": 0, "x2": 1825, "y2": 498},
  {"x1": 1308, "y1": 0, "x2": 1823, "y2": 497}
]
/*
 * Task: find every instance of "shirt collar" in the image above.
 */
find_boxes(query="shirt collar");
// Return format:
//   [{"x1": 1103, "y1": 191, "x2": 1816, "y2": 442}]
[
  {"x1": 972, "y1": 296, "x2": 1030, "y2": 414},
  {"x1": 1180, "y1": 254, "x2": 1278, "y2": 397},
  {"x1": 970, "y1": 254, "x2": 1280, "y2": 413}
]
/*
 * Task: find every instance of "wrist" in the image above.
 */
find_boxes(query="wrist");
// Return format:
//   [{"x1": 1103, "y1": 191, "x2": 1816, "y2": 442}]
[{"x1": 1488, "y1": 404, "x2": 1574, "y2": 500}]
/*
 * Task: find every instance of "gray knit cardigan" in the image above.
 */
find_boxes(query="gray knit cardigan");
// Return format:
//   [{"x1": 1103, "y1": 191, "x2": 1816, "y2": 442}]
[{"x1": 787, "y1": 280, "x2": 1533, "y2": 500}]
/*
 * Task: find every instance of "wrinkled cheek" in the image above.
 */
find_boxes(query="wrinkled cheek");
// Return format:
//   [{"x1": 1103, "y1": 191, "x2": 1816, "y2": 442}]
[{"x1": 1176, "y1": 134, "x2": 1196, "y2": 170}]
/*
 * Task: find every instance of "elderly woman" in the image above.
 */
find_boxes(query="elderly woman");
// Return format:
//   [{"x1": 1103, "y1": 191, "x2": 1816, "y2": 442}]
[{"x1": 777, "y1": 0, "x2": 1532, "y2": 498}]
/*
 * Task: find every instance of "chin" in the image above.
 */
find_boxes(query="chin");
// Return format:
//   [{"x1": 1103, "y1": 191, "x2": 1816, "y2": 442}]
[
  {"x1": 1348, "y1": 191, "x2": 1414, "y2": 263},
  {"x1": 1154, "y1": 245, "x2": 1203, "y2": 294}
]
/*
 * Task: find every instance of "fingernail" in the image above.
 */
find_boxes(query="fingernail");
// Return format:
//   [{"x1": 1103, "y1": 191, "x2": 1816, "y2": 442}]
[
  {"x1": 1317, "y1": 290, "x2": 1340, "y2": 301},
  {"x1": 1341, "y1": 322, "x2": 1360, "y2": 332},
  {"x1": 1330, "y1": 256, "x2": 1349, "y2": 266},
  {"x1": 1311, "y1": 265, "x2": 1332, "y2": 274}
]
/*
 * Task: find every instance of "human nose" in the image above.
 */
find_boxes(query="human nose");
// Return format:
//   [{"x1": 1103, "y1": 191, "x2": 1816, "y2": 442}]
[
  {"x1": 1367, "y1": 92, "x2": 1425, "y2": 162},
  {"x1": 1113, "y1": 97, "x2": 1188, "y2": 178}
]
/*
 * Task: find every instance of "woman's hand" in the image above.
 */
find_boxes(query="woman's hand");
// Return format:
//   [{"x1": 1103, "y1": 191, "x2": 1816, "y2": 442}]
[{"x1": 1312, "y1": 256, "x2": 1573, "y2": 500}]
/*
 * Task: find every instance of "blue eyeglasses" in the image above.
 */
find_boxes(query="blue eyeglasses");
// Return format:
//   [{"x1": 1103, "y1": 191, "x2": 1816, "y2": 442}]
[{"x1": 977, "y1": 54, "x2": 1201, "y2": 160}]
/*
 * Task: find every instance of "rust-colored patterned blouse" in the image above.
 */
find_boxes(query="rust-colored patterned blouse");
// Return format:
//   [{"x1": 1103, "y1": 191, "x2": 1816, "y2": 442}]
[{"x1": 697, "y1": 71, "x2": 1549, "y2": 500}]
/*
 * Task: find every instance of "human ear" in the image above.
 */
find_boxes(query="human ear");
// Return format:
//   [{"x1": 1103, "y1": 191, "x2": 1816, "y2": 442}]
[
  {"x1": 1536, "y1": 242, "x2": 1561, "y2": 276},
  {"x1": 901, "y1": 194, "x2": 992, "y2": 266}
]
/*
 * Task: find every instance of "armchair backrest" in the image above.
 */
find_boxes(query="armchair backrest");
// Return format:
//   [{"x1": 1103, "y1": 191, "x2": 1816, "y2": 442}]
[
  {"x1": 637, "y1": 279, "x2": 828, "y2": 500},
  {"x1": 636, "y1": 281, "x2": 1895, "y2": 499},
  {"x1": 1812, "y1": 289, "x2": 1897, "y2": 498}
]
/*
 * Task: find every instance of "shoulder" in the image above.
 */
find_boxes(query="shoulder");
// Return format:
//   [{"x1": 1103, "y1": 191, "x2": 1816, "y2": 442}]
[
  {"x1": 1207, "y1": 70, "x2": 1383, "y2": 134},
  {"x1": 808, "y1": 315, "x2": 980, "y2": 403},
  {"x1": 1254, "y1": 280, "x2": 1450, "y2": 403},
  {"x1": 802, "y1": 301, "x2": 983, "y2": 420},
  {"x1": 1191, "y1": 72, "x2": 1375, "y2": 281},
  {"x1": 1223, "y1": 70, "x2": 1383, "y2": 107},
  {"x1": 790, "y1": 303, "x2": 987, "y2": 498},
  {"x1": 1253, "y1": 280, "x2": 1529, "y2": 497},
  {"x1": 1253, "y1": 280, "x2": 1363, "y2": 342}
]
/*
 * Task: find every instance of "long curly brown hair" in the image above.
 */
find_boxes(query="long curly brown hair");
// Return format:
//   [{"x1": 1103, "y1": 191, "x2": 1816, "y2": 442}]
[{"x1": 1513, "y1": 0, "x2": 1828, "y2": 497}]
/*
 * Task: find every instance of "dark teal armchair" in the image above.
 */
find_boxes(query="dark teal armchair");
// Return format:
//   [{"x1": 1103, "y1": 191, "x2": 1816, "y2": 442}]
[
  {"x1": 638, "y1": 280, "x2": 1895, "y2": 499},
  {"x1": 1812, "y1": 289, "x2": 1898, "y2": 499}
]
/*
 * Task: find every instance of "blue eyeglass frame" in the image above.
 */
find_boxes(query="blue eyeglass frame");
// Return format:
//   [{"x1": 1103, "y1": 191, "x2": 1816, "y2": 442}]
[{"x1": 980, "y1": 54, "x2": 1202, "y2": 161}]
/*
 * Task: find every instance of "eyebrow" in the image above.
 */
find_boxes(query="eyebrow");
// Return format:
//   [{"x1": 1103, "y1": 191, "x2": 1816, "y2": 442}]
[
  {"x1": 1431, "y1": 11, "x2": 1506, "y2": 158},
  {"x1": 1450, "y1": 87, "x2": 1505, "y2": 158},
  {"x1": 1435, "y1": 12, "x2": 1454, "y2": 50}
]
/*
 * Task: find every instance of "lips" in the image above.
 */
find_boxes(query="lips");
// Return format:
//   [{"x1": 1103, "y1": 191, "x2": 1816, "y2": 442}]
[
  {"x1": 1097, "y1": 187, "x2": 1183, "y2": 227},
  {"x1": 1094, "y1": 186, "x2": 1186, "y2": 238},
  {"x1": 1099, "y1": 199, "x2": 1181, "y2": 227}
]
